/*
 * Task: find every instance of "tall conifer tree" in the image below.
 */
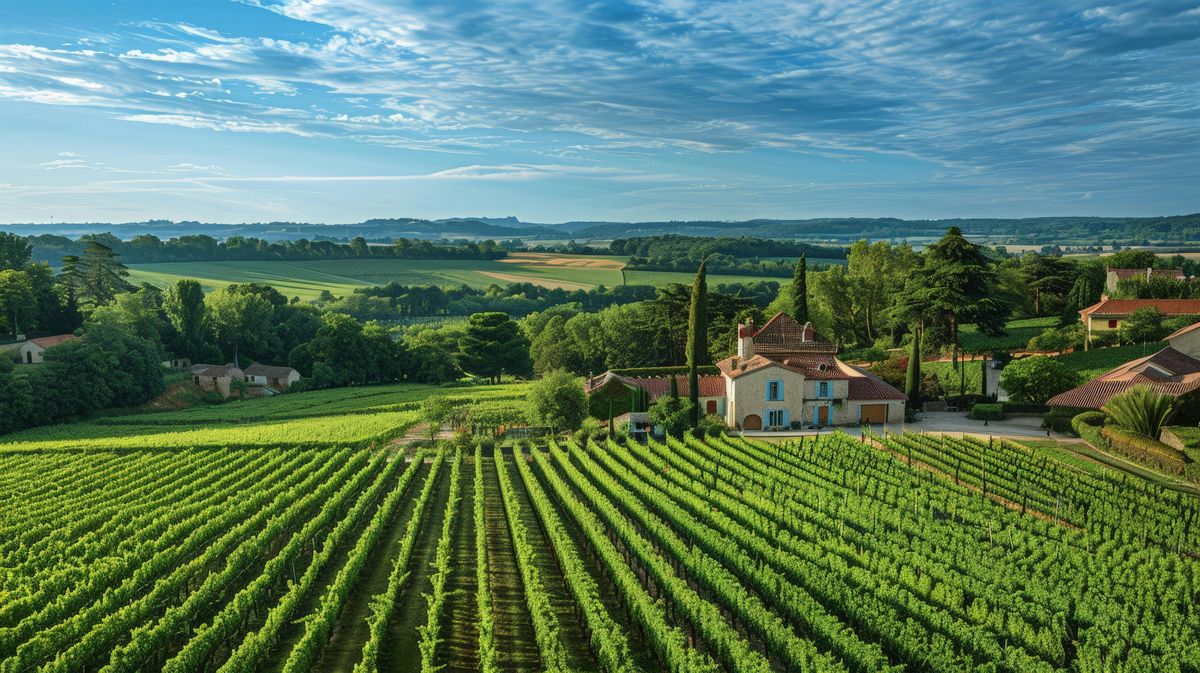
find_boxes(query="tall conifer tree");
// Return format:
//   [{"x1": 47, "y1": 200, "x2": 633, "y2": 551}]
[
  {"x1": 686, "y1": 258, "x2": 708, "y2": 426},
  {"x1": 791, "y1": 254, "x2": 808, "y2": 323}
]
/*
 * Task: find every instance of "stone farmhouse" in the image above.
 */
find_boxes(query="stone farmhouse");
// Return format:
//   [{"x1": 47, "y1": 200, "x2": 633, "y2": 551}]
[
  {"x1": 190, "y1": 364, "x2": 245, "y2": 398},
  {"x1": 244, "y1": 364, "x2": 301, "y2": 392},
  {"x1": 586, "y1": 312, "x2": 906, "y2": 431}
]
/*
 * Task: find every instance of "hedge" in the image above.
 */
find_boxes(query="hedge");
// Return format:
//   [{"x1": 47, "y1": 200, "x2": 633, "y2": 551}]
[
  {"x1": 1101, "y1": 425, "x2": 1187, "y2": 475},
  {"x1": 968, "y1": 403, "x2": 1005, "y2": 421},
  {"x1": 1072, "y1": 411, "x2": 1108, "y2": 449}
]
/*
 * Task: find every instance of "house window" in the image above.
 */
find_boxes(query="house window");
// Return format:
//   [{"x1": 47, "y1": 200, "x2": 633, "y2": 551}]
[
  {"x1": 818, "y1": 381, "x2": 829, "y2": 398},
  {"x1": 767, "y1": 380, "x2": 783, "y2": 401},
  {"x1": 1108, "y1": 319, "x2": 1118, "y2": 328},
  {"x1": 767, "y1": 409, "x2": 785, "y2": 427}
]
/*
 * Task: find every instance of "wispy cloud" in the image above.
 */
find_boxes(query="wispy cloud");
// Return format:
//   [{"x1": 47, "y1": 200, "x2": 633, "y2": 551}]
[{"x1": 0, "y1": 0, "x2": 1197, "y2": 221}]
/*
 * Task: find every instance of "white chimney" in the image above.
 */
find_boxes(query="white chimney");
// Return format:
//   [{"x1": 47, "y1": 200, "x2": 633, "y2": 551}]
[{"x1": 737, "y1": 320, "x2": 755, "y2": 358}]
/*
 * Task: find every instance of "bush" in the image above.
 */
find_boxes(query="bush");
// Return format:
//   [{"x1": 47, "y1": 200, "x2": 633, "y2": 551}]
[
  {"x1": 1120, "y1": 307, "x2": 1168, "y2": 344},
  {"x1": 1102, "y1": 425, "x2": 1187, "y2": 474},
  {"x1": 1088, "y1": 330, "x2": 1119, "y2": 348},
  {"x1": 1072, "y1": 411, "x2": 1107, "y2": 448},
  {"x1": 527, "y1": 370, "x2": 587, "y2": 432},
  {"x1": 1000, "y1": 356, "x2": 1079, "y2": 405},
  {"x1": 968, "y1": 403, "x2": 1005, "y2": 421},
  {"x1": 839, "y1": 347, "x2": 888, "y2": 363},
  {"x1": 1101, "y1": 384, "x2": 1180, "y2": 439},
  {"x1": 694, "y1": 413, "x2": 726, "y2": 437},
  {"x1": 1027, "y1": 323, "x2": 1084, "y2": 352},
  {"x1": 1042, "y1": 407, "x2": 1082, "y2": 435}
]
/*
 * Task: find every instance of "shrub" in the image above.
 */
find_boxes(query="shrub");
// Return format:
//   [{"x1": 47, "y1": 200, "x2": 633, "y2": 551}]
[
  {"x1": 1120, "y1": 307, "x2": 1168, "y2": 344},
  {"x1": 1027, "y1": 323, "x2": 1084, "y2": 352},
  {"x1": 1089, "y1": 330, "x2": 1120, "y2": 348},
  {"x1": 1000, "y1": 356, "x2": 1079, "y2": 405},
  {"x1": 1102, "y1": 425, "x2": 1186, "y2": 475},
  {"x1": 1101, "y1": 384, "x2": 1180, "y2": 439},
  {"x1": 1072, "y1": 411, "x2": 1108, "y2": 448},
  {"x1": 1041, "y1": 408, "x2": 1081, "y2": 435},
  {"x1": 839, "y1": 346, "x2": 888, "y2": 363},
  {"x1": 648, "y1": 395, "x2": 692, "y2": 437},
  {"x1": 695, "y1": 413, "x2": 726, "y2": 437},
  {"x1": 528, "y1": 369, "x2": 588, "y2": 433},
  {"x1": 968, "y1": 403, "x2": 1005, "y2": 421}
]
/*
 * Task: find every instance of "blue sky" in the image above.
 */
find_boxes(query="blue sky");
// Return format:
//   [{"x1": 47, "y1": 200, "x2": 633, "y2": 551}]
[{"x1": 0, "y1": 0, "x2": 1197, "y2": 224}]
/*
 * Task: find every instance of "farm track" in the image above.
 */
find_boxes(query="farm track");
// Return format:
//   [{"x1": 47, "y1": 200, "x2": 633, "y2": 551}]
[
  {"x1": 438, "y1": 457, "x2": 480, "y2": 673},
  {"x1": 481, "y1": 456, "x2": 541, "y2": 673},
  {"x1": 504, "y1": 456, "x2": 601, "y2": 672},
  {"x1": 310, "y1": 459, "x2": 432, "y2": 672},
  {"x1": 379, "y1": 458, "x2": 451, "y2": 672}
]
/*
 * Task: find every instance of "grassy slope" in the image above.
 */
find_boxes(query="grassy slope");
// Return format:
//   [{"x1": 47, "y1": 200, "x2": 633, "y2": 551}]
[{"x1": 1054, "y1": 342, "x2": 1165, "y2": 380}]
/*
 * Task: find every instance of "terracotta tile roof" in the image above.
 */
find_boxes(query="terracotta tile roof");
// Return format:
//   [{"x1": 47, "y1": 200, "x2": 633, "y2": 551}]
[
  {"x1": 716, "y1": 354, "x2": 806, "y2": 379},
  {"x1": 847, "y1": 366, "x2": 908, "y2": 400},
  {"x1": 584, "y1": 371, "x2": 725, "y2": 399},
  {"x1": 245, "y1": 364, "x2": 298, "y2": 378},
  {"x1": 1048, "y1": 346, "x2": 1200, "y2": 408},
  {"x1": 1080, "y1": 298, "x2": 1200, "y2": 318},
  {"x1": 190, "y1": 363, "x2": 243, "y2": 377},
  {"x1": 751, "y1": 312, "x2": 837, "y2": 354},
  {"x1": 778, "y1": 353, "x2": 854, "y2": 379},
  {"x1": 27, "y1": 334, "x2": 79, "y2": 349}
]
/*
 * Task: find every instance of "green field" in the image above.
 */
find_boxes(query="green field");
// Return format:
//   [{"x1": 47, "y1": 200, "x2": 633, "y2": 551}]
[
  {"x1": 128, "y1": 256, "x2": 629, "y2": 300},
  {"x1": 126, "y1": 255, "x2": 790, "y2": 301},
  {"x1": 1054, "y1": 342, "x2": 1164, "y2": 381},
  {"x1": 0, "y1": 382, "x2": 526, "y2": 451}
]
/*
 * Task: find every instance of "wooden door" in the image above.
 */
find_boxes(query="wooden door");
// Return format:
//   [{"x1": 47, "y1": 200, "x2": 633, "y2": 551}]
[
  {"x1": 817, "y1": 406, "x2": 829, "y2": 426},
  {"x1": 742, "y1": 414, "x2": 761, "y2": 430},
  {"x1": 860, "y1": 404, "x2": 887, "y2": 424}
]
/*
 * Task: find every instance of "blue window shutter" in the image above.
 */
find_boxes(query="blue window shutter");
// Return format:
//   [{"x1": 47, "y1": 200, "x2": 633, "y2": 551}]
[{"x1": 782, "y1": 409, "x2": 789, "y2": 428}]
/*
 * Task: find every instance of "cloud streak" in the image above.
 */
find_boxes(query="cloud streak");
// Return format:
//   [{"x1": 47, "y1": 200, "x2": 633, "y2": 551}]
[{"x1": 0, "y1": 0, "x2": 1197, "y2": 221}]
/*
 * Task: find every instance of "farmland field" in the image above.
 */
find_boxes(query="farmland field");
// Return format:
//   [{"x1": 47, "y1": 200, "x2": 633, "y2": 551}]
[
  {"x1": 126, "y1": 254, "x2": 630, "y2": 301},
  {"x1": 127, "y1": 256, "x2": 787, "y2": 301},
  {"x1": 3, "y1": 411, "x2": 1199, "y2": 672}
]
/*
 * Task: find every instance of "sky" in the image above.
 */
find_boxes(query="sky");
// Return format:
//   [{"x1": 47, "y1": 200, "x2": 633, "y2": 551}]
[{"x1": 0, "y1": 0, "x2": 1197, "y2": 225}]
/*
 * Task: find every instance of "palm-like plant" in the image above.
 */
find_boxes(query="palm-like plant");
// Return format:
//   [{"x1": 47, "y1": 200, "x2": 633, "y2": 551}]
[{"x1": 1101, "y1": 385, "x2": 1181, "y2": 439}]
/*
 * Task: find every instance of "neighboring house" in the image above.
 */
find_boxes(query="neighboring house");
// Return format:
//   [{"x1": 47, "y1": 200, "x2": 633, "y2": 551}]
[
  {"x1": 162, "y1": 357, "x2": 193, "y2": 370},
  {"x1": 17, "y1": 334, "x2": 80, "y2": 364},
  {"x1": 1105, "y1": 267, "x2": 1187, "y2": 294},
  {"x1": 190, "y1": 363, "x2": 245, "y2": 398},
  {"x1": 585, "y1": 312, "x2": 906, "y2": 430},
  {"x1": 244, "y1": 364, "x2": 301, "y2": 392},
  {"x1": 611, "y1": 411, "x2": 654, "y2": 438},
  {"x1": 1048, "y1": 320, "x2": 1200, "y2": 423},
  {"x1": 1079, "y1": 298, "x2": 1200, "y2": 344}
]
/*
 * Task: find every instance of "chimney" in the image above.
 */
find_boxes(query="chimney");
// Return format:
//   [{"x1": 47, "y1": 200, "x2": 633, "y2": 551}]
[{"x1": 737, "y1": 320, "x2": 755, "y2": 358}]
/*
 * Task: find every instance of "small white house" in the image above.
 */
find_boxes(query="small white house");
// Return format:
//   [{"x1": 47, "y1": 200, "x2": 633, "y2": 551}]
[
  {"x1": 244, "y1": 364, "x2": 301, "y2": 392},
  {"x1": 18, "y1": 334, "x2": 80, "y2": 364}
]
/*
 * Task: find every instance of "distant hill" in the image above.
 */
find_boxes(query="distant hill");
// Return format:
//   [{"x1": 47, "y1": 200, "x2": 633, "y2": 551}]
[{"x1": 2, "y1": 213, "x2": 1197, "y2": 244}]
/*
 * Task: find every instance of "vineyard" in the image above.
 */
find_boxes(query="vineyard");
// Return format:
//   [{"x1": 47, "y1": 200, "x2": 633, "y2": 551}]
[{"x1": 2, "y1": 430, "x2": 1198, "y2": 672}]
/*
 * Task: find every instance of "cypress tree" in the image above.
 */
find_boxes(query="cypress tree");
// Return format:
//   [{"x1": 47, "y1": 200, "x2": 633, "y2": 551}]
[
  {"x1": 905, "y1": 323, "x2": 922, "y2": 412},
  {"x1": 686, "y1": 258, "x2": 708, "y2": 426},
  {"x1": 791, "y1": 254, "x2": 809, "y2": 323}
]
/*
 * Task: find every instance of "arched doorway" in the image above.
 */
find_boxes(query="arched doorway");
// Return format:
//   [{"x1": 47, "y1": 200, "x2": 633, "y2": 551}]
[{"x1": 742, "y1": 414, "x2": 762, "y2": 430}]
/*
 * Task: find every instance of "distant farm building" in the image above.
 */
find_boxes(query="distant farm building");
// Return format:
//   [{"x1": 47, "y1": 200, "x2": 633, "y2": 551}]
[
  {"x1": 17, "y1": 334, "x2": 80, "y2": 364},
  {"x1": 244, "y1": 364, "x2": 301, "y2": 392},
  {"x1": 191, "y1": 364, "x2": 245, "y2": 399},
  {"x1": 1105, "y1": 267, "x2": 1188, "y2": 294}
]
